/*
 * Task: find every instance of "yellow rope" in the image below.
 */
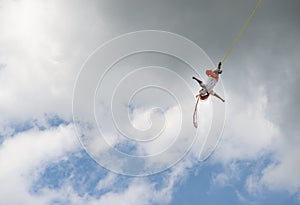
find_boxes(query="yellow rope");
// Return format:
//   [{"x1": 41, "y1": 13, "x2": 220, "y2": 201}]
[{"x1": 221, "y1": 0, "x2": 263, "y2": 64}]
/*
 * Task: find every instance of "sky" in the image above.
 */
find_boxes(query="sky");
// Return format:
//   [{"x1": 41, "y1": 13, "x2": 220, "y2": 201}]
[{"x1": 0, "y1": 0, "x2": 300, "y2": 204}]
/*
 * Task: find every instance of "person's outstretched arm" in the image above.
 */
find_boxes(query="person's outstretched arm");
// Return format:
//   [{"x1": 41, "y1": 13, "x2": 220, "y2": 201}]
[{"x1": 211, "y1": 91, "x2": 225, "y2": 102}]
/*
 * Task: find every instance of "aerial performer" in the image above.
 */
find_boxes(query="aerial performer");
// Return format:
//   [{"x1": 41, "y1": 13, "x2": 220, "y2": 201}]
[
  {"x1": 192, "y1": 0, "x2": 263, "y2": 128},
  {"x1": 192, "y1": 62, "x2": 225, "y2": 103},
  {"x1": 192, "y1": 62, "x2": 224, "y2": 128}
]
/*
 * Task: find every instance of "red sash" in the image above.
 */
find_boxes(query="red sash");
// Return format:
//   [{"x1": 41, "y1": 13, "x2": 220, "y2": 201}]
[{"x1": 206, "y1": 70, "x2": 219, "y2": 80}]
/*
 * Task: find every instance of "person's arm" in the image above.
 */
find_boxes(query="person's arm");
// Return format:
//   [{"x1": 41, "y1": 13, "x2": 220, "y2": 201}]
[{"x1": 211, "y1": 91, "x2": 225, "y2": 102}]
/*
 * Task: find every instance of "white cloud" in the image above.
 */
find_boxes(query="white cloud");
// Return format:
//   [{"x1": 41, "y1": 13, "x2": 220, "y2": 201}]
[
  {"x1": 0, "y1": 0, "x2": 109, "y2": 123},
  {"x1": 213, "y1": 88, "x2": 279, "y2": 162},
  {"x1": 134, "y1": 106, "x2": 182, "y2": 156},
  {"x1": 1, "y1": 0, "x2": 299, "y2": 204},
  {"x1": 243, "y1": 142, "x2": 300, "y2": 200},
  {"x1": 235, "y1": 191, "x2": 247, "y2": 204},
  {"x1": 0, "y1": 124, "x2": 79, "y2": 205},
  {"x1": 260, "y1": 141, "x2": 300, "y2": 194},
  {"x1": 0, "y1": 117, "x2": 195, "y2": 205},
  {"x1": 212, "y1": 173, "x2": 229, "y2": 187},
  {"x1": 91, "y1": 180, "x2": 167, "y2": 205},
  {"x1": 245, "y1": 174, "x2": 262, "y2": 196},
  {"x1": 96, "y1": 173, "x2": 118, "y2": 191},
  {"x1": 45, "y1": 172, "x2": 178, "y2": 205},
  {"x1": 211, "y1": 85, "x2": 300, "y2": 199},
  {"x1": 0, "y1": 1, "x2": 201, "y2": 203}
]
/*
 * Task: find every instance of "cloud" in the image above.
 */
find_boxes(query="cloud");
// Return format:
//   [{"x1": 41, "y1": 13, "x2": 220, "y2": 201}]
[
  {"x1": 1, "y1": 0, "x2": 300, "y2": 204},
  {"x1": 0, "y1": 0, "x2": 109, "y2": 123},
  {"x1": 0, "y1": 123, "x2": 191, "y2": 205},
  {"x1": 0, "y1": 0, "x2": 199, "y2": 203},
  {"x1": 213, "y1": 88, "x2": 279, "y2": 163},
  {"x1": 212, "y1": 172, "x2": 229, "y2": 187},
  {"x1": 245, "y1": 174, "x2": 262, "y2": 196},
  {"x1": 0, "y1": 123, "x2": 79, "y2": 205},
  {"x1": 96, "y1": 173, "x2": 118, "y2": 191},
  {"x1": 260, "y1": 142, "x2": 300, "y2": 194}
]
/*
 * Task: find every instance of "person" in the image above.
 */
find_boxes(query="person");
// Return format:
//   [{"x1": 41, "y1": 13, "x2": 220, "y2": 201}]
[{"x1": 192, "y1": 62, "x2": 225, "y2": 102}]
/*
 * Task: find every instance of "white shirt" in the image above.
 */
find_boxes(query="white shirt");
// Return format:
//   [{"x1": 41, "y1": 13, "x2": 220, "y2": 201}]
[{"x1": 204, "y1": 77, "x2": 217, "y2": 92}]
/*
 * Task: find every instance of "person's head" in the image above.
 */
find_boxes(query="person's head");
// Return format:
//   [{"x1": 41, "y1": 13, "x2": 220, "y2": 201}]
[{"x1": 214, "y1": 68, "x2": 222, "y2": 74}]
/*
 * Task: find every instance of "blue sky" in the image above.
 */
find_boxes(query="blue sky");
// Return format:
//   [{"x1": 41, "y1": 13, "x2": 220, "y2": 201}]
[
  {"x1": 0, "y1": 115, "x2": 299, "y2": 204},
  {"x1": 0, "y1": 0, "x2": 300, "y2": 204},
  {"x1": 6, "y1": 116, "x2": 297, "y2": 205}
]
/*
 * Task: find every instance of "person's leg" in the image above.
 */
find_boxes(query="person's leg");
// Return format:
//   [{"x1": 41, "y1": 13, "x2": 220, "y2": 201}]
[
  {"x1": 192, "y1": 77, "x2": 203, "y2": 86},
  {"x1": 218, "y1": 62, "x2": 222, "y2": 70}
]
